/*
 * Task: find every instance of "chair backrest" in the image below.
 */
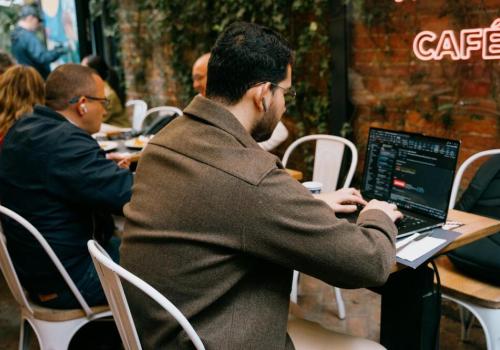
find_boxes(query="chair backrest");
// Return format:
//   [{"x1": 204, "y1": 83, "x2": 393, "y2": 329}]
[
  {"x1": 449, "y1": 149, "x2": 500, "y2": 210},
  {"x1": 282, "y1": 135, "x2": 358, "y2": 193},
  {"x1": 126, "y1": 99, "x2": 148, "y2": 131},
  {"x1": 140, "y1": 106, "x2": 183, "y2": 132},
  {"x1": 0, "y1": 205, "x2": 93, "y2": 316},
  {"x1": 87, "y1": 240, "x2": 205, "y2": 350}
]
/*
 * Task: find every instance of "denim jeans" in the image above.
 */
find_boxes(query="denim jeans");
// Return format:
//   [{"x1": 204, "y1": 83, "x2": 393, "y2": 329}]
[{"x1": 33, "y1": 237, "x2": 120, "y2": 309}]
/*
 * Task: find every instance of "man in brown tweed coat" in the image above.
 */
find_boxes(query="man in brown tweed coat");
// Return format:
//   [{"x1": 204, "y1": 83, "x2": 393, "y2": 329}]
[{"x1": 121, "y1": 22, "x2": 402, "y2": 349}]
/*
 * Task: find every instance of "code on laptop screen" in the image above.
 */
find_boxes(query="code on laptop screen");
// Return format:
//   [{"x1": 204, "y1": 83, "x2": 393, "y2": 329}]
[{"x1": 362, "y1": 129, "x2": 460, "y2": 220}]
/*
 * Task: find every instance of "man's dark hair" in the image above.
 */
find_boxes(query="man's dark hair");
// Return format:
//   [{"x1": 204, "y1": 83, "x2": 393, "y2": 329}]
[
  {"x1": 45, "y1": 64, "x2": 97, "y2": 110},
  {"x1": 206, "y1": 22, "x2": 294, "y2": 104}
]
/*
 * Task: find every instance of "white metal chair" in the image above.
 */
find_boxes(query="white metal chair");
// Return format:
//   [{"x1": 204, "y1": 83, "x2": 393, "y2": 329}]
[
  {"x1": 140, "y1": 106, "x2": 183, "y2": 131},
  {"x1": 87, "y1": 240, "x2": 205, "y2": 350},
  {"x1": 126, "y1": 99, "x2": 148, "y2": 132},
  {"x1": 282, "y1": 134, "x2": 358, "y2": 320},
  {"x1": 440, "y1": 149, "x2": 500, "y2": 350},
  {"x1": 0, "y1": 205, "x2": 111, "y2": 350}
]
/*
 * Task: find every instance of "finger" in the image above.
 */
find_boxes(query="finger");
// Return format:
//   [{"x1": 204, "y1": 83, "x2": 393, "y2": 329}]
[
  {"x1": 343, "y1": 194, "x2": 366, "y2": 206},
  {"x1": 394, "y1": 211, "x2": 404, "y2": 220},
  {"x1": 351, "y1": 188, "x2": 362, "y2": 198},
  {"x1": 335, "y1": 204, "x2": 358, "y2": 213}
]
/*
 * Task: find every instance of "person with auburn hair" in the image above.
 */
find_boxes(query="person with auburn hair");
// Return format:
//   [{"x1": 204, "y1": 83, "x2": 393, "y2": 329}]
[
  {"x1": 0, "y1": 65, "x2": 44, "y2": 146},
  {"x1": 0, "y1": 63, "x2": 132, "y2": 309}
]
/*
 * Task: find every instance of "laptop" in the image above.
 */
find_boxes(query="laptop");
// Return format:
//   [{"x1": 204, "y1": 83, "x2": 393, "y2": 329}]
[{"x1": 358, "y1": 128, "x2": 460, "y2": 238}]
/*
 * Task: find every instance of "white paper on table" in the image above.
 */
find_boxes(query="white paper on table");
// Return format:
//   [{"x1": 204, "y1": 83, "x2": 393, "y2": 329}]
[
  {"x1": 397, "y1": 237, "x2": 446, "y2": 262},
  {"x1": 395, "y1": 233, "x2": 420, "y2": 249}
]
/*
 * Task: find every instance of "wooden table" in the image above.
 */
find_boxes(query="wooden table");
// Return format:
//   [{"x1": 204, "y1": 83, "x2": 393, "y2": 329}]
[
  {"x1": 378, "y1": 209, "x2": 500, "y2": 350},
  {"x1": 392, "y1": 209, "x2": 500, "y2": 272}
]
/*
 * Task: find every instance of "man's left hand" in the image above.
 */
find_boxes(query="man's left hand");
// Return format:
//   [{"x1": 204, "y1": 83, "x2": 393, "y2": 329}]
[{"x1": 314, "y1": 187, "x2": 367, "y2": 213}]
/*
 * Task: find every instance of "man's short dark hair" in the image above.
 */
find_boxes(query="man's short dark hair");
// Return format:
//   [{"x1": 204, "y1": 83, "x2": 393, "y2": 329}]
[
  {"x1": 45, "y1": 64, "x2": 97, "y2": 110},
  {"x1": 206, "y1": 22, "x2": 294, "y2": 104}
]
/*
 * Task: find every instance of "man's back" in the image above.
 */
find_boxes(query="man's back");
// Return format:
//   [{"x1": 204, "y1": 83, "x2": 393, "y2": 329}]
[
  {"x1": 0, "y1": 105, "x2": 132, "y2": 295},
  {"x1": 121, "y1": 96, "x2": 396, "y2": 349}
]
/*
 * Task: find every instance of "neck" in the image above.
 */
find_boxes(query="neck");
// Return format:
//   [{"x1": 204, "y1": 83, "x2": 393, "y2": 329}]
[
  {"x1": 221, "y1": 99, "x2": 259, "y2": 134},
  {"x1": 57, "y1": 109, "x2": 83, "y2": 130}
]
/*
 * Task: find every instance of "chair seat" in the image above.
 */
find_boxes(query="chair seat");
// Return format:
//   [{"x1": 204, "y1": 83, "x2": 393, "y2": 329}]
[
  {"x1": 28, "y1": 301, "x2": 110, "y2": 321},
  {"x1": 435, "y1": 256, "x2": 500, "y2": 309}
]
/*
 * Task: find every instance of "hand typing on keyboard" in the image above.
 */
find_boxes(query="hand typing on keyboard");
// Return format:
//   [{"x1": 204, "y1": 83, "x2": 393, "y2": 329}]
[
  {"x1": 315, "y1": 187, "x2": 367, "y2": 213},
  {"x1": 360, "y1": 199, "x2": 403, "y2": 222}
]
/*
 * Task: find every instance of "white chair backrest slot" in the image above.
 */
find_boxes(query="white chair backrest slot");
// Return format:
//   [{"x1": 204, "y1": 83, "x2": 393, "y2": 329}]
[
  {"x1": 282, "y1": 134, "x2": 358, "y2": 192},
  {"x1": 126, "y1": 100, "x2": 148, "y2": 132}
]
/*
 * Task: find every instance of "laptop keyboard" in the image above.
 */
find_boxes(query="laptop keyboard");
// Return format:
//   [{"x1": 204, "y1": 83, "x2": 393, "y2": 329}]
[{"x1": 396, "y1": 214, "x2": 425, "y2": 230}]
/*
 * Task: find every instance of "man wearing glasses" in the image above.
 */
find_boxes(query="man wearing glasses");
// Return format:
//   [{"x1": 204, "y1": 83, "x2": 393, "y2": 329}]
[
  {"x1": 122, "y1": 22, "x2": 400, "y2": 349},
  {"x1": 192, "y1": 52, "x2": 290, "y2": 151},
  {"x1": 0, "y1": 64, "x2": 132, "y2": 309}
]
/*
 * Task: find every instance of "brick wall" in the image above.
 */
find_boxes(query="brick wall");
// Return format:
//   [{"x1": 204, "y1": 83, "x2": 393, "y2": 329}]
[
  {"x1": 116, "y1": 1, "x2": 499, "y2": 190},
  {"x1": 350, "y1": 0, "x2": 500, "y2": 190},
  {"x1": 117, "y1": 1, "x2": 181, "y2": 107}
]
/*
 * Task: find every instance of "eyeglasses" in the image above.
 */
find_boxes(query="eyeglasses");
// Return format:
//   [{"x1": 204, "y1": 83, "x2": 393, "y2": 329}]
[
  {"x1": 69, "y1": 95, "x2": 110, "y2": 108},
  {"x1": 269, "y1": 83, "x2": 296, "y2": 101},
  {"x1": 252, "y1": 82, "x2": 296, "y2": 106}
]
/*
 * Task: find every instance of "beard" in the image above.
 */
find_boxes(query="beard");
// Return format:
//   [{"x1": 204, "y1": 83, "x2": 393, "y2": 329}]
[{"x1": 251, "y1": 108, "x2": 280, "y2": 143}]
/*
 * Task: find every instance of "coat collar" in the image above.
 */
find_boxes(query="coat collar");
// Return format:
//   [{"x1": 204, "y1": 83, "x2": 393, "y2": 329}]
[
  {"x1": 183, "y1": 95, "x2": 262, "y2": 150},
  {"x1": 33, "y1": 105, "x2": 69, "y2": 123}
]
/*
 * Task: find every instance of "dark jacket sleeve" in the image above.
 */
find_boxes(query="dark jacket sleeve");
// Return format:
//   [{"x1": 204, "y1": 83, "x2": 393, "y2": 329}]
[
  {"x1": 47, "y1": 128, "x2": 132, "y2": 214},
  {"x1": 241, "y1": 168, "x2": 397, "y2": 289},
  {"x1": 24, "y1": 31, "x2": 63, "y2": 65}
]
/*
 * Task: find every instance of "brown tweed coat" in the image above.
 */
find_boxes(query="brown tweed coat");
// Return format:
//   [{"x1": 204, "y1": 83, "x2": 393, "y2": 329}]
[{"x1": 120, "y1": 95, "x2": 397, "y2": 349}]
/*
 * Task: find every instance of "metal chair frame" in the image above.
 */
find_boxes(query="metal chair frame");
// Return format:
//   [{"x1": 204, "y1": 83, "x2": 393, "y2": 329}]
[
  {"x1": 88, "y1": 240, "x2": 205, "y2": 350},
  {"x1": 282, "y1": 134, "x2": 358, "y2": 320},
  {"x1": 0, "y1": 205, "x2": 111, "y2": 350}
]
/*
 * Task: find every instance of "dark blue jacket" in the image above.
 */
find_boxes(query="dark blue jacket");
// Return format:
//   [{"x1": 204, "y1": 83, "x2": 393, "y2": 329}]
[
  {"x1": 11, "y1": 26, "x2": 63, "y2": 79},
  {"x1": 0, "y1": 105, "x2": 133, "y2": 294}
]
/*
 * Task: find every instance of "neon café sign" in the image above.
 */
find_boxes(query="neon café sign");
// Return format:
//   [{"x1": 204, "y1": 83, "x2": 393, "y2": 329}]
[{"x1": 413, "y1": 18, "x2": 500, "y2": 61}]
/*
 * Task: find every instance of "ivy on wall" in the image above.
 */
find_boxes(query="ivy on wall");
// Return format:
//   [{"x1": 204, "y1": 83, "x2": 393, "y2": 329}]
[
  {"x1": 0, "y1": 5, "x2": 20, "y2": 52},
  {"x1": 93, "y1": 0, "x2": 339, "y2": 139}
]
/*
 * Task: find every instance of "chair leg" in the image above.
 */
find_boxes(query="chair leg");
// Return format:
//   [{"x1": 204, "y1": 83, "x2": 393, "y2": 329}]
[
  {"x1": 459, "y1": 306, "x2": 475, "y2": 341},
  {"x1": 443, "y1": 294, "x2": 500, "y2": 350},
  {"x1": 19, "y1": 319, "x2": 35, "y2": 350},
  {"x1": 291, "y1": 270, "x2": 299, "y2": 304},
  {"x1": 473, "y1": 307, "x2": 500, "y2": 350},
  {"x1": 333, "y1": 287, "x2": 346, "y2": 320}
]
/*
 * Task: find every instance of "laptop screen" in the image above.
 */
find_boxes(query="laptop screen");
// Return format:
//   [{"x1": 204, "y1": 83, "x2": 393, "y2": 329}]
[{"x1": 362, "y1": 128, "x2": 460, "y2": 220}]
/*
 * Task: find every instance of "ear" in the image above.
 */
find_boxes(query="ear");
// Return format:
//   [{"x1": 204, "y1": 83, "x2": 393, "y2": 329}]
[
  {"x1": 76, "y1": 96, "x2": 87, "y2": 117},
  {"x1": 252, "y1": 83, "x2": 271, "y2": 112}
]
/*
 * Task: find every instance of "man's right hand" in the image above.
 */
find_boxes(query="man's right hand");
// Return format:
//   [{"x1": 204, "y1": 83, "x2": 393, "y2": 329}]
[{"x1": 360, "y1": 199, "x2": 403, "y2": 222}]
